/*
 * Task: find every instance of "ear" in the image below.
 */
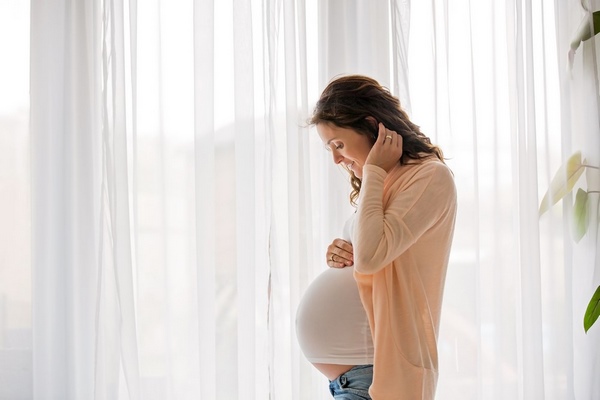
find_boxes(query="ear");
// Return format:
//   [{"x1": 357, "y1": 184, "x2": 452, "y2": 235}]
[
  {"x1": 365, "y1": 116, "x2": 377, "y2": 126},
  {"x1": 364, "y1": 116, "x2": 379, "y2": 140}
]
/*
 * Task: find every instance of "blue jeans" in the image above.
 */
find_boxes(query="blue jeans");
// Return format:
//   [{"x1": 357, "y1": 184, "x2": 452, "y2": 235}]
[{"x1": 328, "y1": 365, "x2": 373, "y2": 399}]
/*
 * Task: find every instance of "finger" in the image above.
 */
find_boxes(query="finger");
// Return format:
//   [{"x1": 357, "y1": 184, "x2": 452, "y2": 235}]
[
  {"x1": 327, "y1": 251, "x2": 353, "y2": 266},
  {"x1": 328, "y1": 254, "x2": 350, "y2": 268},
  {"x1": 328, "y1": 241, "x2": 354, "y2": 265},
  {"x1": 336, "y1": 249, "x2": 354, "y2": 263},
  {"x1": 384, "y1": 132, "x2": 394, "y2": 145},
  {"x1": 328, "y1": 258, "x2": 346, "y2": 268},
  {"x1": 384, "y1": 127, "x2": 401, "y2": 148},
  {"x1": 332, "y1": 239, "x2": 353, "y2": 253},
  {"x1": 383, "y1": 125, "x2": 397, "y2": 146},
  {"x1": 387, "y1": 128, "x2": 397, "y2": 145},
  {"x1": 393, "y1": 131, "x2": 403, "y2": 150},
  {"x1": 331, "y1": 241, "x2": 354, "y2": 262},
  {"x1": 376, "y1": 122, "x2": 387, "y2": 144}
]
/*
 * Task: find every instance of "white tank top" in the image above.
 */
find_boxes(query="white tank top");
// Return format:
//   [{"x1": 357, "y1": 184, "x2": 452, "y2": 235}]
[{"x1": 295, "y1": 215, "x2": 374, "y2": 364}]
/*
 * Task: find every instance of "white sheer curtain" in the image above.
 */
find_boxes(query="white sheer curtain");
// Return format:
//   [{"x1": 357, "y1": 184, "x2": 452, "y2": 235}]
[
  {"x1": 2, "y1": 0, "x2": 600, "y2": 399},
  {"x1": 26, "y1": 0, "x2": 327, "y2": 399}
]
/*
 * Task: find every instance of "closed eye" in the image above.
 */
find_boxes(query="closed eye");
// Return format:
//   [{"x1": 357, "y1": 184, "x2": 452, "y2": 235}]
[{"x1": 324, "y1": 142, "x2": 344, "y2": 151}]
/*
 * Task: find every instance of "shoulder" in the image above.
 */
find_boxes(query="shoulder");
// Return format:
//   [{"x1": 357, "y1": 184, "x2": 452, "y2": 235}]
[
  {"x1": 409, "y1": 157, "x2": 452, "y2": 174},
  {"x1": 382, "y1": 158, "x2": 456, "y2": 205},
  {"x1": 388, "y1": 157, "x2": 453, "y2": 186},
  {"x1": 419, "y1": 159, "x2": 455, "y2": 186}
]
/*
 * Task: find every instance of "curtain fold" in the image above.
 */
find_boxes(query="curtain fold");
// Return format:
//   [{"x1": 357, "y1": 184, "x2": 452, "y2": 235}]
[
  {"x1": 30, "y1": 0, "x2": 141, "y2": 398},
  {"x1": 97, "y1": 0, "x2": 141, "y2": 397},
  {"x1": 192, "y1": 0, "x2": 216, "y2": 398},
  {"x1": 511, "y1": 0, "x2": 546, "y2": 396},
  {"x1": 1, "y1": 0, "x2": 595, "y2": 399},
  {"x1": 390, "y1": 0, "x2": 412, "y2": 113},
  {"x1": 232, "y1": 0, "x2": 256, "y2": 396},
  {"x1": 30, "y1": 1, "x2": 99, "y2": 397}
]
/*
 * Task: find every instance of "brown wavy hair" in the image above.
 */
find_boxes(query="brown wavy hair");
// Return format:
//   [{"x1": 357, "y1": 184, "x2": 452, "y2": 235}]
[{"x1": 309, "y1": 74, "x2": 445, "y2": 206}]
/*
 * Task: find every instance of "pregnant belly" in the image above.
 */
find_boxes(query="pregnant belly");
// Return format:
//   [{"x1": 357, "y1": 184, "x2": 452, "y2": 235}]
[{"x1": 295, "y1": 266, "x2": 373, "y2": 378}]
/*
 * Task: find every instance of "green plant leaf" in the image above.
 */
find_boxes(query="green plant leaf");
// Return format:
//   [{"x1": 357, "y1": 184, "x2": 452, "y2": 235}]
[
  {"x1": 584, "y1": 285, "x2": 600, "y2": 333},
  {"x1": 572, "y1": 189, "x2": 589, "y2": 242},
  {"x1": 539, "y1": 152, "x2": 585, "y2": 216}
]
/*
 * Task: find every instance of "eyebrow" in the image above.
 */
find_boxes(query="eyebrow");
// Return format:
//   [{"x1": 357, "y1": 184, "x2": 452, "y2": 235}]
[{"x1": 326, "y1": 138, "x2": 338, "y2": 145}]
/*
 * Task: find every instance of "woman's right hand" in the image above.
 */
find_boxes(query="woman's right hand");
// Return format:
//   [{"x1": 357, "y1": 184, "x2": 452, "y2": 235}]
[{"x1": 326, "y1": 239, "x2": 354, "y2": 268}]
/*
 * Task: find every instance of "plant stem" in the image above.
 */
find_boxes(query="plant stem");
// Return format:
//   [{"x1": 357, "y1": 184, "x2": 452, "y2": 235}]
[{"x1": 582, "y1": 164, "x2": 600, "y2": 170}]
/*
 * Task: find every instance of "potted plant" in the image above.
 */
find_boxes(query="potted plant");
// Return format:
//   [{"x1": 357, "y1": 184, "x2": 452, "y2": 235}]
[{"x1": 539, "y1": 151, "x2": 600, "y2": 332}]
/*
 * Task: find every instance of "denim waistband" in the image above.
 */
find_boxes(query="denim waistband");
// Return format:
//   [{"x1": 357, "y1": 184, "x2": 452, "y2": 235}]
[
  {"x1": 329, "y1": 365, "x2": 373, "y2": 399},
  {"x1": 331, "y1": 364, "x2": 373, "y2": 383}
]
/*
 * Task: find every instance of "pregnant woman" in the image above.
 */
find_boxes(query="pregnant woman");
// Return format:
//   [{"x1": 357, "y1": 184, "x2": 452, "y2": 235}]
[{"x1": 297, "y1": 75, "x2": 457, "y2": 400}]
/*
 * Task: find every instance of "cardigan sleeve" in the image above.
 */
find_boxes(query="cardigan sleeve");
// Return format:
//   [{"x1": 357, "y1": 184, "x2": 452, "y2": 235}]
[{"x1": 353, "y1": 161, "x2": 456, "y2": 274}]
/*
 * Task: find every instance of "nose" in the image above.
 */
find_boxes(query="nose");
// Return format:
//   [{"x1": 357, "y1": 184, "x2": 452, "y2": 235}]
[{"x1": 331, "y1": 150, "x2": 344, "y2": 165}]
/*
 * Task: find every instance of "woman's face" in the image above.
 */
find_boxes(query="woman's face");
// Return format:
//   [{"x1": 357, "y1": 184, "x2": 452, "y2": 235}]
[{"x1": 317, "y1": 122, "x2": 373, "y2": 179}]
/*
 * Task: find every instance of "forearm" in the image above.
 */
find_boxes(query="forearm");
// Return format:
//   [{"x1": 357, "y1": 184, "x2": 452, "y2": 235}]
[{"x1": 353, "y1": 165, "x2": 412, "y2": 274}]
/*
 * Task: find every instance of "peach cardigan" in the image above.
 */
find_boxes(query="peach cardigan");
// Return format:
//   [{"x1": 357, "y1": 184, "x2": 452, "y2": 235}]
[{"x1": 352, "y1": 158, "x2": 457, "y2": 399}]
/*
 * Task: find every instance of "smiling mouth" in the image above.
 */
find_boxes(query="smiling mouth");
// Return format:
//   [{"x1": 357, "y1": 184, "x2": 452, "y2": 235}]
[{"x1": 346, "y1": 161, "x2": 354, "y2": 170}]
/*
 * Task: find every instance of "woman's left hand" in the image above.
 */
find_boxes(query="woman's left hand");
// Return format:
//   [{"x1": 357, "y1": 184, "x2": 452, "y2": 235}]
[{"x1": 365, "y1": 123, "x2": 403, "y2": 173}]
